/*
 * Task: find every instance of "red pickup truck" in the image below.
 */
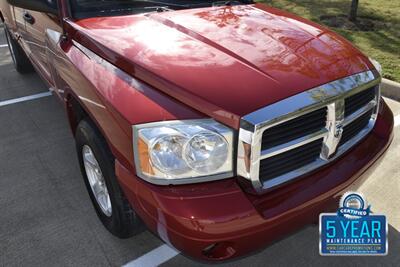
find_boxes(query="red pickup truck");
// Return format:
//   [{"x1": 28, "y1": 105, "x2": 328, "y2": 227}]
[{"x1": 0, "y1": 0, "x2": 394, "y2": 261}]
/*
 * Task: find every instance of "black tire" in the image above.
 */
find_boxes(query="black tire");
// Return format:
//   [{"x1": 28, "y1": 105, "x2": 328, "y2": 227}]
[
  {"x1": 75, "y1": 118, "x2": 143, "y2": 238},
  {"x1": 4, "y1": 26, "x2": 33, "y2": 74}
]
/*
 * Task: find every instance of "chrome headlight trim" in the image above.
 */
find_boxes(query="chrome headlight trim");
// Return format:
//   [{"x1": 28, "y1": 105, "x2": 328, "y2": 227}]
[
  {"x1": 369, "y1": 58, "x2": 382, "y2": 74},
  {"x1": 133, "y1": 119, "x2": 234, "y2": 185}
]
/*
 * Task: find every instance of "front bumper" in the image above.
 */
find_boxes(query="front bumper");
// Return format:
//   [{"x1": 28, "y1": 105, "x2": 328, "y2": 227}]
[{"x1": 116, "y1": 99, "x2": 393, "y2": 261}]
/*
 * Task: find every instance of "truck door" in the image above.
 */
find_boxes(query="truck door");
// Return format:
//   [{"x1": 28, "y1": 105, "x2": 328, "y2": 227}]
[
  {"x1": 20, "y1": 0, "x2": 62, "y2": 87},
  {"x1": 12, "y1": 6, "x2": 26, "y2": 39}
]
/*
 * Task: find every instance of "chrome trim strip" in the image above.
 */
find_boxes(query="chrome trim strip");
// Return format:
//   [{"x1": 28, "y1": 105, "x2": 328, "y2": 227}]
[
  {"x1": 343, "y1": 100, "x2": 376, "y2": 126},
  {"x1": 237, "y1": 70, "x2": 381, "y2": 192},
  {"x1": 260, "y1": 129, "x2": 327, "y2": 160},
  {"x1": 242, "y1": 71, "x2": 378, "y2": 128}
]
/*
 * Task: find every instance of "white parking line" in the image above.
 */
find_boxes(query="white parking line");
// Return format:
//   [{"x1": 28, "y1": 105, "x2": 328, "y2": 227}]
[
  {"x1": 395, "y1": 114, "x2": 400, "y2": 127},
  {"x1": 122, "y1": 244, "x2": 180, "y2": 267},
  {"x1": 0, "y1": 44, "x2": 8, "y2": 48},
  {"x1": 0, "y1": 92, "x2": 52, "y2": 107}
]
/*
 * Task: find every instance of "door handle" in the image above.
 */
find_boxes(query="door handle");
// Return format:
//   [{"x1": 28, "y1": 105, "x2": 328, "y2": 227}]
[{"x1": 23, "y1": 12, "x2": 35, "y2": 24}]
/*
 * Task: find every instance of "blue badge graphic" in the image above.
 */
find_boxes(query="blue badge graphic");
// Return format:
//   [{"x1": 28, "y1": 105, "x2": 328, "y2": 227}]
[{"x1": 319, "y1": 192, "x2": 388, "y2": 255}]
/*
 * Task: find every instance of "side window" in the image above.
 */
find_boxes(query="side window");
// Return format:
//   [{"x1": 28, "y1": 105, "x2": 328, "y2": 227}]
[{"x1": 7, "y1": 0, "x2": 58, "y2": 14}]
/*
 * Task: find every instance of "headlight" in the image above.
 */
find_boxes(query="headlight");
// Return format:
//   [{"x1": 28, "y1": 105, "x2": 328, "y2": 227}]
[
  {"x1": 133, "y1": 119, "x2": 234, "y2": 184},
  {"x1": 369, "y1": 58, "x2": 382, "y2": 74}
]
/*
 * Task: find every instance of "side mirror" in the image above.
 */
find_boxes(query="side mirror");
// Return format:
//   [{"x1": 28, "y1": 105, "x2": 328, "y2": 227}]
[{"x1": 7, "y1": 0, "x2": 58, "y2": 15}]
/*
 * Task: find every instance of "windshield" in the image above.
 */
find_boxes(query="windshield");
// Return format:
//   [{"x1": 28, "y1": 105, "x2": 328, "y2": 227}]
[{"x1": 70, "y1": 0, "x2": 253, "y2": 18}]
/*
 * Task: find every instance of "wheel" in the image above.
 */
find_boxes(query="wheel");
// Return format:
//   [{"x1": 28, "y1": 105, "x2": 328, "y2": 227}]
[
  {"x1": 75, "y1": 119, "x2": 143, "y2": 238},
  {"x1": 4, "y1": 26, "x2": 33, "y2": 73}
]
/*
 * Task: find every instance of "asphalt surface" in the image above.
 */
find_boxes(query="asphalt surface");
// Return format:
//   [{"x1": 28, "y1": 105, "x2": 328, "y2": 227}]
[{"x1": 0, "y1": 26, "x2": 399, "y2": 266}]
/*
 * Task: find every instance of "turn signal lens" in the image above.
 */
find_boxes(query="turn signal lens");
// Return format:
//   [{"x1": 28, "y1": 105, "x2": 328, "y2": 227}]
[{"x1": 138, "y1": 138, "x2": 154, "y2": 175}]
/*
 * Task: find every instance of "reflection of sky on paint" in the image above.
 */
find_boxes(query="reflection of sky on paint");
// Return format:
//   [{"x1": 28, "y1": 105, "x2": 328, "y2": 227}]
[
  {"x1": 76, "y1": 4, "x2": 369, "y2": 81},
  {"x1": 164, "y1": 5, "x2": 368, "y2": 80},
  {"x1": 130, "y1": 20, "x2": 234, "y2": 69},
  {"x1": 168, "y1": 6, "x2": 311, "y2": 73},
  {"x1": 176, "y1": 6, "x2": 345, "y2": 78},
  {"x1": 79, "y1": 17, "x2": 234, "y2": 70}
]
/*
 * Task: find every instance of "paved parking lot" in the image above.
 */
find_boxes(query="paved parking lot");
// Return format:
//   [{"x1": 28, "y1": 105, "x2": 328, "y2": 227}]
[{"x1": 0, "y1": 26, "x2": 399, "y2": 266}]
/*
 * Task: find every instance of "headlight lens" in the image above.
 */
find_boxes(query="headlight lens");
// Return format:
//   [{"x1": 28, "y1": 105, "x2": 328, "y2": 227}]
[
  {"x1": 184, "y1": 132, "x2": 229, "y2": 173},
  {"x1": 150, "y1": 135, "x2": 189, "y2": 175},
  {"x1": 133, "y1": 120, "x2": 234, "y2": 184}
]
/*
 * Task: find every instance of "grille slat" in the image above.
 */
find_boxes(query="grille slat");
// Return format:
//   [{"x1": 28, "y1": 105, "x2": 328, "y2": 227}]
[
  {"x1": 261, "y1": 144, "x2": 321, "y2": 168},
  {"x1": 261, "y1": 108, "x2": 327, "y2": 150},
  {"x1": 264, "y1": 120, "x2": 325, "y2": 139},
  {"x1": 259, "y1": 139, "x2": 323, "y2": 183},
  {"x1": 340, "y1": 110, "x2": 373, "y2": 146},
  {"x1": 345, "y1": 86, "x2": 376, "y2": 116},
  {"x1": 264, "y1": 109, "x2": 327, "y2": 133},
  {"x1": 259, "y1": 154, "x2": 319, "y2": 178}
]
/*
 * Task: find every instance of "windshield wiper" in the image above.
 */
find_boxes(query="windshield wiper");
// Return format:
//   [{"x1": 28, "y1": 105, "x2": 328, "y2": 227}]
[
  {"x1": 137, "y1": 0, "x2": 194, "y2": 9},
  {"x1": 212, "y1": 0, "x2": 253, "y2": 6}
]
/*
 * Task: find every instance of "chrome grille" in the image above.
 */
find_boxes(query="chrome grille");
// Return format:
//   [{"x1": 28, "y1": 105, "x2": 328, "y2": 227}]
[
  {"x1": 340, "y1": 109, "x2": 374, "y2": 146},
  {"x1": 345, "y1": 86, "x2": 376, "y2": 117},
  {"x1": 261, "y1": 107, "x2": 327, "y2": 150},
  {"x1": 259, "y1": 138, "x2": 324, "y2": 183},
  {"x1": 237, "y1": 70, "x2": 381, "y2": 192}
]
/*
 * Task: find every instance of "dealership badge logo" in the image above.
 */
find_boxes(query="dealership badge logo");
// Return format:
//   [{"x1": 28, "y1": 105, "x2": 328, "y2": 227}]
[
  {"x1": 319, "y1": 192, "x2": 388, "y2": 255},
  {"x1": 338, "y1": 192, "x2": 370, "y2": 219}
]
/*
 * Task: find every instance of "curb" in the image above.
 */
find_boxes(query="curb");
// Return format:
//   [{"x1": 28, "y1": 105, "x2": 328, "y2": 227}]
[{"x1": 382, "y1": 79, "x2": 400, "y2": 102}]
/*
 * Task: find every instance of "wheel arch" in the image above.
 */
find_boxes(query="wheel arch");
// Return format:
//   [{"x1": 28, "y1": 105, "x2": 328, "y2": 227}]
[
  {"x1": 65, "y1": 93, "x2": 89, "y2": 136},
  {"x1": 64, "y1": 92, "x2": 126, "y2": 167}
]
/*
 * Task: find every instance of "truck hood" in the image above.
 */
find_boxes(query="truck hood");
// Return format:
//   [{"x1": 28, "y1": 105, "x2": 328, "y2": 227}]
[{"x1": 72, "y1": 4, "x2": 373, "y2": 128}]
